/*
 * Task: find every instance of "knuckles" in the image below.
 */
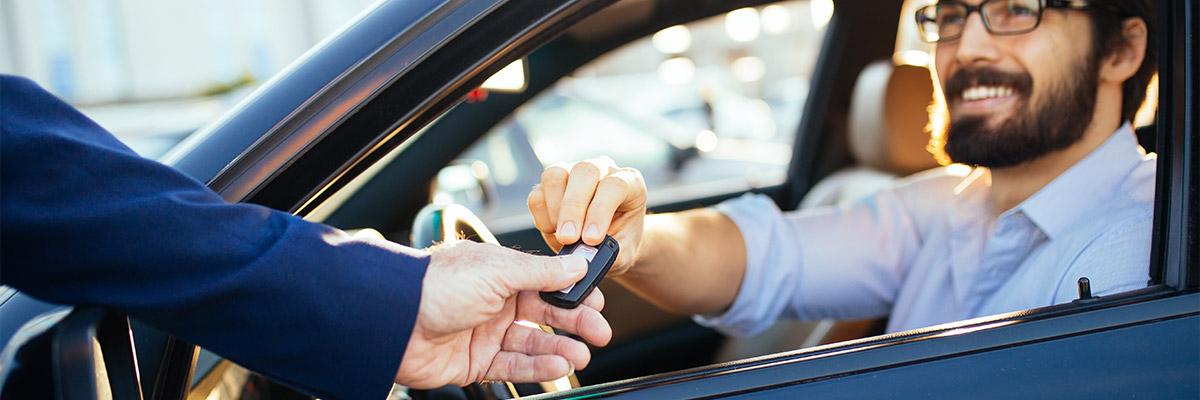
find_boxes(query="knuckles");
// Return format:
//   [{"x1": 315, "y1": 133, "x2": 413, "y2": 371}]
[
  {"x1": 541, "y1": 165, "x2": 570, "y2": 184},
  {"x1": 526, "y1": 188, "x2": 546, "y2": 208},
  {"x1": 597, "y1": 175, "x2": 630, "y2": 192},
  {"x1": 569, "y1": 161, "x2": 603, "y2": 179}
]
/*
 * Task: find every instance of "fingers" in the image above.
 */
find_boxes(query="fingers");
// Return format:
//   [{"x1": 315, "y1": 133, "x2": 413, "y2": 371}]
[
  {"x1": 529, "y1": 158, "x2": 622, "y2": 247},
  {"x1": 538, "y1": 231, "x2": 562, "y2": 253},
  {"x1": 517, "y1": 291, "x2": 612, "y2": 347},
  {"x1": 538, "y1": 163, "x2": 571, "y2": 230},
  {"x1": 486, "y1": 324, "x2": 591, "y2": 382},
  {"x1": 502, "y1": 323, "x2": 591, "y2": 368},
  {"x1": 556, "y1": 161, "x2": 612, "y2": 245},
  {"x1": 580, "y1": 287, "x2": 605, "y2": 311},
  {"x1": 527, "y1": 187, "x2": 556, "y2": 239},
  {"x1": 582, "y1": 167, "x2": 644, "y2": 245},
  {"x1": 485, "y1": 352, "x2": 574, "y2": 383},
  {"x1": 494, "y1": 249, "x2": 589, "y2": 294}
]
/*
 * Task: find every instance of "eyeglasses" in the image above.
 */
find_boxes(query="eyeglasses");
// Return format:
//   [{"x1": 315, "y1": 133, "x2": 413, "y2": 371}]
[{"x1": 915, "y1": 0, "x2": 1091, "y2": 43}]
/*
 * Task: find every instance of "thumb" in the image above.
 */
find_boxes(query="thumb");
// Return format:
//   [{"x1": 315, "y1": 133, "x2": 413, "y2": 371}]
[{"x1": 502, "y1": 252, "x2": 588, "y2": 293}]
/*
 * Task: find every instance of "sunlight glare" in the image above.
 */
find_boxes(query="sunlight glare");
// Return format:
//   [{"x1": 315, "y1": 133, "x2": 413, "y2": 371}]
[
  {"x1": 731, "y1": 56, "x2": 766, "y2": 83},
  {"x1": 761, "y1": 5, "x2": 792, "y2": 34},
  {"x1": 696, "y1": 130, "x2": 718, "y2": 152},
  {"x1": 810, "y1": 0, "x2": 834, "y2": 30},
  {"x1": 658, "y1": 57, "x2": 696, "y2": 85},
  {"x1": 652, "y1": 25, "x2": 692, "y2": 54},
  {"x1": 725, "y1": 8, "x2": 761, "y2": 42}
]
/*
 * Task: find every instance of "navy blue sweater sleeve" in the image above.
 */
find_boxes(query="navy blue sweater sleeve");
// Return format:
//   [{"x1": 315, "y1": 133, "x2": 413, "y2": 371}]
[{"x1": 0, "y1": 75, "x2": 428, "y2": 399}]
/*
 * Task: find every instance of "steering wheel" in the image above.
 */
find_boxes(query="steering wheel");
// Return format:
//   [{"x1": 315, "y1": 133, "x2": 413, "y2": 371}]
[{"x1": 410, "y1": 203, "x2": 580, "y2": 398}]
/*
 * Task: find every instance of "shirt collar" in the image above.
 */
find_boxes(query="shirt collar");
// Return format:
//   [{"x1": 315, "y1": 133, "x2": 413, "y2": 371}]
[{"x1": 1015, "y1": 122, "x2": 1147, "y2": 241}]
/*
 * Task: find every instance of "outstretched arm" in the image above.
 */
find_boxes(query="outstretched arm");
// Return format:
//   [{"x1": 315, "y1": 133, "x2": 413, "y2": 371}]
[{"x1": 0, "y1": 75, "x2": 610, "y2": 399}]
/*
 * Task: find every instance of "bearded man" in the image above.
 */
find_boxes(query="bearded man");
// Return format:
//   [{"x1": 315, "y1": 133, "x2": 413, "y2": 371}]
[{"x1": 526, "y1": 0, "x2": 1157, "y2": 336}]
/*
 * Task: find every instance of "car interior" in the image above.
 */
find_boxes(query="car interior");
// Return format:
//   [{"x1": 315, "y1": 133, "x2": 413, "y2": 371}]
[
  {"x1": 319, "y1": 0, "x2": 1160, "y2": 381},
  {"x1": 214, "y1": 0, "x2": 1166, "y2": 397},
  {"x1": 0, "y1": 0, "x2": 1175, "y2": 398},
  {"x1": 322, "y1": 0, "x2": 903, "y2": 388}
]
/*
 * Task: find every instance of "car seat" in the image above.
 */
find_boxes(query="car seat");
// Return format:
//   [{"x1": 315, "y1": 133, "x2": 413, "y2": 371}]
[
  {"x1": 716, "y1": 59, "x2": 939, "y2": 361},
  {"x1": 801, "y1": 59, "x2": 939, "y2": 207}
]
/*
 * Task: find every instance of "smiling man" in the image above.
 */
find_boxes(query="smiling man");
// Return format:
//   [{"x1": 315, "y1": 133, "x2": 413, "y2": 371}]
[{"x1": 526, "y1": 0, "x2": 1157, "y2": 336}]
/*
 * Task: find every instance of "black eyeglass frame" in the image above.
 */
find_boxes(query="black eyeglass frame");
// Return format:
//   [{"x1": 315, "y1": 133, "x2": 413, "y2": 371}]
[{"x1": 915, "y1": 0, "x2": 1092, "y2": 43}]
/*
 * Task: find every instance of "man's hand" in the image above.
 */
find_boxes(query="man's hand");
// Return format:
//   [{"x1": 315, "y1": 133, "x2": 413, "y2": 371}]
[
  {"x1": 527, "y1": 157, "x2": 647, "y2": 276},
  {"x1": 395, "y1": 240, "x2": 612, "y2": 389},
  {"x1": 526, "y1": 157, "x2": 746, "y2": 316}
]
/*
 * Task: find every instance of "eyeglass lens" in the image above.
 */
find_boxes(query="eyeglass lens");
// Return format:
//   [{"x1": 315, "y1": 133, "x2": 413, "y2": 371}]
[{"x1": 919, "y1": 0, "x2": 1042, "y2": 42}]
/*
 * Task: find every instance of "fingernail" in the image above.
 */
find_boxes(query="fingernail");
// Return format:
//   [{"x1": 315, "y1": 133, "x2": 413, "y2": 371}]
[
  {"x1": 584, "y1": 224, "x2": 600, "y2": 240},
  {"x1": 559, "y1": 254, "x2": 587, "y2": 274},
  {"x1": 559, "y1": 221, "x2": 577, "y2": 238}
]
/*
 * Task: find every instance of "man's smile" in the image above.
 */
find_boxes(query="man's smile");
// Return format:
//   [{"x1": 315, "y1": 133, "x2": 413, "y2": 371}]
[
  {"x1": 961, "y1": 85, "x2": 1014, "y2": 101},
  {"x1": 942, "y1": 66, "x2": 1035, "y2": 121},
  {"x1": 954, "y1": 83, "x2": 1021, "y2": 116}
]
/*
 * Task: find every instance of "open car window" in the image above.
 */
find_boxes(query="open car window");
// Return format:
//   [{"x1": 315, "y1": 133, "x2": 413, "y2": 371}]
[{"x1": 443, "y1": 0, "x2": 830, "y2": 231}]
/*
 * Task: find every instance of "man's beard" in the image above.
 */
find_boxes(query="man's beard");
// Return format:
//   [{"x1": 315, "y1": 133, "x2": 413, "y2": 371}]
[{"x1": 941, "y1": 57, "x2": 1099, "y2": 168}]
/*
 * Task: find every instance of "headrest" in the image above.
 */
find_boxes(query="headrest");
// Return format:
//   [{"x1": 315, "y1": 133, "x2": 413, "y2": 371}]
[{"x1": 846, "y1": 60, "x2": 940, "y2": 175}]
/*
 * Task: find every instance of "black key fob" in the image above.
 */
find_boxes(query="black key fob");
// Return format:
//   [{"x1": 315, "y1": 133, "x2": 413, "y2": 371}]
[{"x1": 540, "y1": 235, "x2": 619, "y2": 309}]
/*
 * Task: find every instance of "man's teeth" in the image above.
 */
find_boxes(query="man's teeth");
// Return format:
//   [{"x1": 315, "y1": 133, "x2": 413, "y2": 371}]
[{"x1": 961, "y1": 86, "x2": 1014, "y2": 101}]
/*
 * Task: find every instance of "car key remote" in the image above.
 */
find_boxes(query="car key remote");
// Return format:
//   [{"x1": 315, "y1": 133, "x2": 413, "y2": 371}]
[{"x1": 540, "y1": 235, "x2": 619, "y2": 309}]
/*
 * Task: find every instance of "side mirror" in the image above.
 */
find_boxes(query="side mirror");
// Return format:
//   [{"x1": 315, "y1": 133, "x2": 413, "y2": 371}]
[
  {"x1": 0, "y1": 307, "x2": 144, "y2": 400},
  {"x1": 481, "y1": 59, "x2": 528, "y2": 93},
  {"x1": 467, "y1": 59, "x2": 528, "y2": 102}
]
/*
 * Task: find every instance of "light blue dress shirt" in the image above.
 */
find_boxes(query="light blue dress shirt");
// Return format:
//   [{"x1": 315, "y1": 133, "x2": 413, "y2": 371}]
[{"x1": 698, "y1": 123, "x2": 1156, "y2": 336}]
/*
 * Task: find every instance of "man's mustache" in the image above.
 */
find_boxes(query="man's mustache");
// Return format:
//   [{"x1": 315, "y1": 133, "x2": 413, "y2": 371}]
[{"x1": 943, "y1": 67, "x2": 1033, "y2": 102}]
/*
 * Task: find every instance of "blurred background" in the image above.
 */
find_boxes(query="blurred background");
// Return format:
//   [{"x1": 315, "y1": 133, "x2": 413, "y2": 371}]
[
  {"x1": 3, "y1": 0, "x2": 844, "y2": 231},
  {"x1": 1, "y1": 0, "x2": 834, "y2": 177},
  {"x1": 1, "y1": 0, "x2": 377, "y2": 157}
]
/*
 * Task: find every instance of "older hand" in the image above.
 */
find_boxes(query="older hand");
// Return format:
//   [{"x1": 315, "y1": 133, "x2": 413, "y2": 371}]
[
  {"x1": 395, "y1": 240, "x2": 611, "y2": 389},
  {"x1": 526, "y1": 157, "x2": 647, "y2": 276}
]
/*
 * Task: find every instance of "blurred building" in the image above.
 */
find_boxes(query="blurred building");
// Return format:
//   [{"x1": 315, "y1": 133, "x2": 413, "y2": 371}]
[{"x1": 1, "y1": 0, "x2": 376, "y2": 105}]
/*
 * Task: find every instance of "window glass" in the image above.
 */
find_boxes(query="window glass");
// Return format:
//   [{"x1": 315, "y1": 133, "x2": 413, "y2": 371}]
[{"x1": 446, "y1": 0, "x2": 830, "y2": 231}]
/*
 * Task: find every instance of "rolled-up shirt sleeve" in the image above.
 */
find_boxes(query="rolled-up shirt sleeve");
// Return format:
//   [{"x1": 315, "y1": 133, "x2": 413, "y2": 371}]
[{"x1": 694, "y1": 190, "x2": 922, "y2": 337}]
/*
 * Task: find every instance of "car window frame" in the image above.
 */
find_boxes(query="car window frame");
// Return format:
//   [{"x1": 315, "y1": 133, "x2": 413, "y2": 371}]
[
  {"x1": 171, "y1": 0, "x2": 1199, "y2": 396},
  {"x1": 1147, "y1": 0, "x2": 1197, "y2": 290},
  {"x1": 323, "y1": 0, "x2": 841, "y2": 234}
]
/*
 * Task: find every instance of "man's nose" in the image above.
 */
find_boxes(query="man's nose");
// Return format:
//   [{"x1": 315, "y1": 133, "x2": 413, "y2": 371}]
[{"x1": 953, "y1": 12, "x2": 1001, "y2": 66}]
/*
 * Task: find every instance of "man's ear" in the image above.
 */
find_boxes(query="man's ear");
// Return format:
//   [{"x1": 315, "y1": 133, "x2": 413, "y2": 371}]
[{"x1": 1100, "y1": 17, "x2": 1148, "y2": 84}]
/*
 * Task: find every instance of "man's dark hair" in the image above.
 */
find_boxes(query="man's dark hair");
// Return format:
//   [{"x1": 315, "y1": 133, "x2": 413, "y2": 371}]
[{"x1": 1088, "y1": 0, "x2": 1157, "y2": 122}]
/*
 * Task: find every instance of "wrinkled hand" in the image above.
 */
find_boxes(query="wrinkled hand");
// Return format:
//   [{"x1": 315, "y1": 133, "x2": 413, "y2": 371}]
[
  {"x1": 395, "y1": 240, "x2": 612, "y2": 389},
  {"x1": 527, "y1": 157, "x2": 646, "y2": 276}
]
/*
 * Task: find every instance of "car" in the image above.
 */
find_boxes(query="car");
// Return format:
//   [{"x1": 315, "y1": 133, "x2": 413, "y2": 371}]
[{"x1": 1, "y1": 0, "x2": 1195, "y2": 398}]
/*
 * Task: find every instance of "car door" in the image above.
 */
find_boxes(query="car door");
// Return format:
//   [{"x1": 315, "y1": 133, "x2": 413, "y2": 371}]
[
  {"x1": 317, "y1": 0, "x2": 864, "y2": 385},
  {"x1": 0, "y1": 0, "x2": 617, "y2": 398},
  {"x1": 319, "y1": 0, "x2": 1198, "y2": 396},
  {"x1": 2, "y1": 0, "x2": 1193, "y2": 398}
]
